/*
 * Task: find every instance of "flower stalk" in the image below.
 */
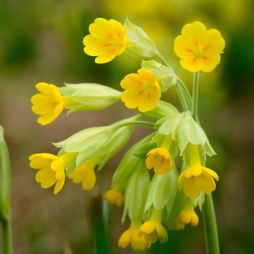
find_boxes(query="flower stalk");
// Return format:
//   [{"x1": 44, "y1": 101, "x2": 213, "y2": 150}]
[
  {"x1": 190, "y1": 73, "x2": 220, "y2": 254},
  {"x1": 0, "y1": 126, "x2": 13, "y2": 254}
]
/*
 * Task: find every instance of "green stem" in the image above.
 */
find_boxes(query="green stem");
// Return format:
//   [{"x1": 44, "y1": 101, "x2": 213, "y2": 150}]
[
  {"x1": 175, "y1": 84, "x2": 190, "y2": 111},
  {"x1": 156, "y1": 50, "x2": 192, "y2": 112},
  {"x1": 190, "y1": 74, "x2": 220, "y2": 254},
  {"x1": 177, "y1": 78, "x2": 192, "y2": 110},
  {"x1": 192, "y1": 72, "x2": 200, "y2": 122},
  {"x1": 203, "y1": 195, "x2": 220, "y2": 254},
  {"x1": 0, "y1": 126, "x2": 12, "y2": 254},
  {"x1": 116, "y1": 120, "x2": 157, "y2": 129}
]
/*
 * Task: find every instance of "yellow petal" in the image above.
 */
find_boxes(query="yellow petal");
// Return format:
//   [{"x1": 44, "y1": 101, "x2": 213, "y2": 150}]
[
  {"x1": 54, "y1": 176, "x2": 65, "y2": 194},
  {"x1": 81, "y1": 167, "x2": 96, "y2": 190}
]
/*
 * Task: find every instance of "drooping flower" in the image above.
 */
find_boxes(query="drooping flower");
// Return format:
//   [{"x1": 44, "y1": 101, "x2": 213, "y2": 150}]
[
  {"x1": 31, "y1": 82, "x2": 73, "y2": 126},
  {"x1": 68, "y1": 158, "x2": 97, "y2": 190},
  {"x1": 118, "y1": 220, "x2": 150, "y2": 250},
  {"x1": 120, "y1": 68, "x2": 161, "y2": 112},
  {"x1": 175, "y1": 206, "x2": 199, "y2": 230},
  {"x1": 83, "y1": 18, "x2": 127, "y2": 64},
  {"x1": 139, "y1": 209, "x2": 168, "y2": 244},
  {"x1": 104, "y1": 188, "x2": 123, "y2": 207},
  {"x1": 146, "y1": 147, "x2": 173, "y2": 174},
  {"x1": 174, "y1": 21, "x2": 225, "y2": 72},
  {"x1": 29, "y1": 152, "x2": 76, "y2": 194},
  {"x1": 178, "y1": 145, "x2": 219, "y2": 198}
]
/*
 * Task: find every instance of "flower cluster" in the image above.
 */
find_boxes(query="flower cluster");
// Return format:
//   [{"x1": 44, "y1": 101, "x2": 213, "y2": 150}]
[{"x1": 29, "y1": 18, "x2": 224, "y2": 250}]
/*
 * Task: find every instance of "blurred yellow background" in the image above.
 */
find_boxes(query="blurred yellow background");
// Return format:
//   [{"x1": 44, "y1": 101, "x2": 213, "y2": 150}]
[{"x1": 0, "y1": 0, "x2": 254, "y2": 253}]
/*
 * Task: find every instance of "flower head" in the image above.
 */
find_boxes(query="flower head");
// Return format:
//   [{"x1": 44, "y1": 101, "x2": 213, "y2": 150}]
[
  {"x1": 118, "y1": 223, "x2": 150, "y2": 250},
  {"x1": 146, "y1": 148, "x2": 173, "y2": 174},
  {"x1": 175, "y1": 207, "x2": 199, "y2": 230},
  {"x1": 174, "y1": 21, "x2": 225, "y2": 72},
  {"x1": 178, "y1": 165, "x2": 219, "y2": 198},
  {"x1": 68, "y1": 159, "x2": 97, "y2": 190},
  {"x1": 104, "y1": 188, "x2": 123, "y2": 207},
  {"x1": 139, "y1": 210, "x2": 168, "y2": 244},
  {"x1": 83, "y1": 18, "x2": 127, "y2": 64},
  {"x1": 29, "y1": 152, "x2": 75, "y2": 194},
  {"x1": 31, "y1": 82, "x2": 71, "y2": 126},
  {"x1": 121, "y1": 68, "x2": 161, "y2": 112}
]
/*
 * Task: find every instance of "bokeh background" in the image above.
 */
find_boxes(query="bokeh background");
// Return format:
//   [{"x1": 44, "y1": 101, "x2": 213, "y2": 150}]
[{"x1": 0, "y1": 0, "x2": 254, "y2": 253}]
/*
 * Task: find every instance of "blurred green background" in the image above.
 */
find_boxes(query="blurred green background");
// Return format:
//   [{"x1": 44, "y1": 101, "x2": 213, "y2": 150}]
[{"x1": 0, "y1": 0, "x2": 254, "y2": 253}]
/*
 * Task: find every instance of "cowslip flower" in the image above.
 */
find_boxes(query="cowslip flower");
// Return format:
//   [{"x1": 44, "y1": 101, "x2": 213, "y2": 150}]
[
  {"x1": 146, "y1": 148, "x2": 173, "y2": 174},
  {"x1": 31, "y1": 82, "x2": 74, "y2": 126},
  {"x1": 120, "y1": 68, "x2": 161, "y2": 112},
  {"x1": 174, "y1": 21, "x2": 225, "y2": 72},
  {"x1": 118, "y1": 221, "x2": 150, "y2": 250},
  {"x1": 104, "y1": 188, "x2": 123, "y2": 207},
  {"x1": 139, "y1": 209, "x2": 168, "y2": 244},
  {"x1": 68, "y1": 158, "x2": 97, "y2": 190},
  {"x1": 29, "y1": 152, "x2": 76, "y2": 194},
  {"x1": 175, "y1": 206, "x2": 199, "y2": 230},
  {"x1": 178, "y1": 145, "x2": 219, "y2": 198},
  {"x1": 83, "y1": 18, "x2": 127, "y2": 64}
]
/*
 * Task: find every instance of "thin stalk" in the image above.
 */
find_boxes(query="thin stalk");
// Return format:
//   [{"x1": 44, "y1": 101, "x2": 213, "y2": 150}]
[
  {"x1": 192, "y1": 72, "x2": 200, "y2": 122},
  {"x1": 175, "y1": 84, "x2": 190, "y2": 112},
  {"x1": 177, "y1": 78, "x2": 192, "y2": 110},
  {"x1": 116, "y1": 120, "x2": 157, "y2": 129},
  {"x1": 0, "y1": 126, "x2": 12, "y2": 254},
  {"x1": 203, "y1": 195, "x2": 220, "y2": 254},
  {"x1": 190, "y1": 74, "x2": 220, "y2": 254},
  {"x1": 156, "y1": 50, "x2": 192, "y2": 112}
]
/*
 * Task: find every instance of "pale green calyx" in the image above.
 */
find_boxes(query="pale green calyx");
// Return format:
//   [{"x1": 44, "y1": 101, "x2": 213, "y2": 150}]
[
  {"x1": 60, "y1": 83, "x2": 121, "y2": 113},
  {"x1": 142, "y1": 60, "x2": 178, "y2": 92},
  {"x1": 145, "y1": 168, "x2": 177, "y2": 211},
  {"x1": 123, "y1": 164, "x2": 150, "y2": 221},
  {"x1": 124, "y1": 17, "x2": 159, "y2": 58},
  {"x1": 158, "y1": 112, "x2": 216, "y2": 156},
  {"x1": 142, "y1": 100, "x2": 179, "y2": 120},
  {"x1": 112, "y1": 134, "x2": 155, "y2": 189}
]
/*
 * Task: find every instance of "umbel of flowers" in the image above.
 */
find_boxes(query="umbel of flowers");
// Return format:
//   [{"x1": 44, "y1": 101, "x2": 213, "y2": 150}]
[{"x1": 29, "y1": 18, "x2": 225, "y2": 250}]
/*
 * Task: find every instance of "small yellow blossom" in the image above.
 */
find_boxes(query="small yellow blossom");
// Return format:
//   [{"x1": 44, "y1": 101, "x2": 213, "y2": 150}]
[
  {"x1": 83, "y1": 18, "x2": 127, "y2": 64},
  {"x1": 31, "y1": 82, "x2": 72, "y2": 126},
  {"x1": 104, "y1": 188, "x2": 123, "y2": 207},
  {"x1": 139, "y1": 210, "x2": 168, "y2": 244},
  {"x1": 174, "y1": 21, "x2": 225, "y2": 72},
  {"x1": 68, "y1": 159, "x2": 97, "y2": 190},
  {"x1": 118, "y1": 221, "x2": 150, "y2": 250},
  {"x1": 146, "y1": 148, "x2": 172, "y2": 174},
  {"x1": 178, "y1": 145, "x2": 219, "y2": 198},
  {"x1": 121, "y1": 68, "x2": 161, "y2": 112},
  {"x1": 175, "y1": 207, "x2": 199, "y2": 230},
  {"x1": 29, "y1": 152, "x2": 76, "y2": 194},
  {"x1": 178, "y1": 165, "x2": 219, "y2": 198}
]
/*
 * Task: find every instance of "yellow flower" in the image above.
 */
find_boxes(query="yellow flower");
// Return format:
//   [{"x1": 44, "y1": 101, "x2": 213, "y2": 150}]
[
  {"x1": 174, "y1": 21, "x2": 225, "y2": 72},
  {"x1": 104, "y1": 188, "x2": 123, "y2": 207},
  {"x1": 29, "y1": 153, "x2": 76, "y2": 194},
  {"x1": 178, "y1": 145, "x2": 219, "y2": 198},
  {"x1": 175, "y1": 207, "x2": 199, "y2": 230},
  {"x1": 121, "y1": 68, "x2": 161, "y2": 112},
  {"x1": 68, "y1": 158, "x2": 97, "y2": 190},
  {"x1": 31, "y1": 82, "x2": 72, "y2": 126},
  {"x1": 146, "y1": 148, "x2": 173, "y2": 174},
  {"x1": 83, "y1": 18, "x2": 127, "y2": 64},
  {"x1": 178, "y1": 165, "x2": 219, "y2": 198},
  {"x1": 139, "y1": 210, "x2": 168, "y2": 244},
  {"x1": 118, "y1": 221, "x2": 150, "y2": 250}
]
